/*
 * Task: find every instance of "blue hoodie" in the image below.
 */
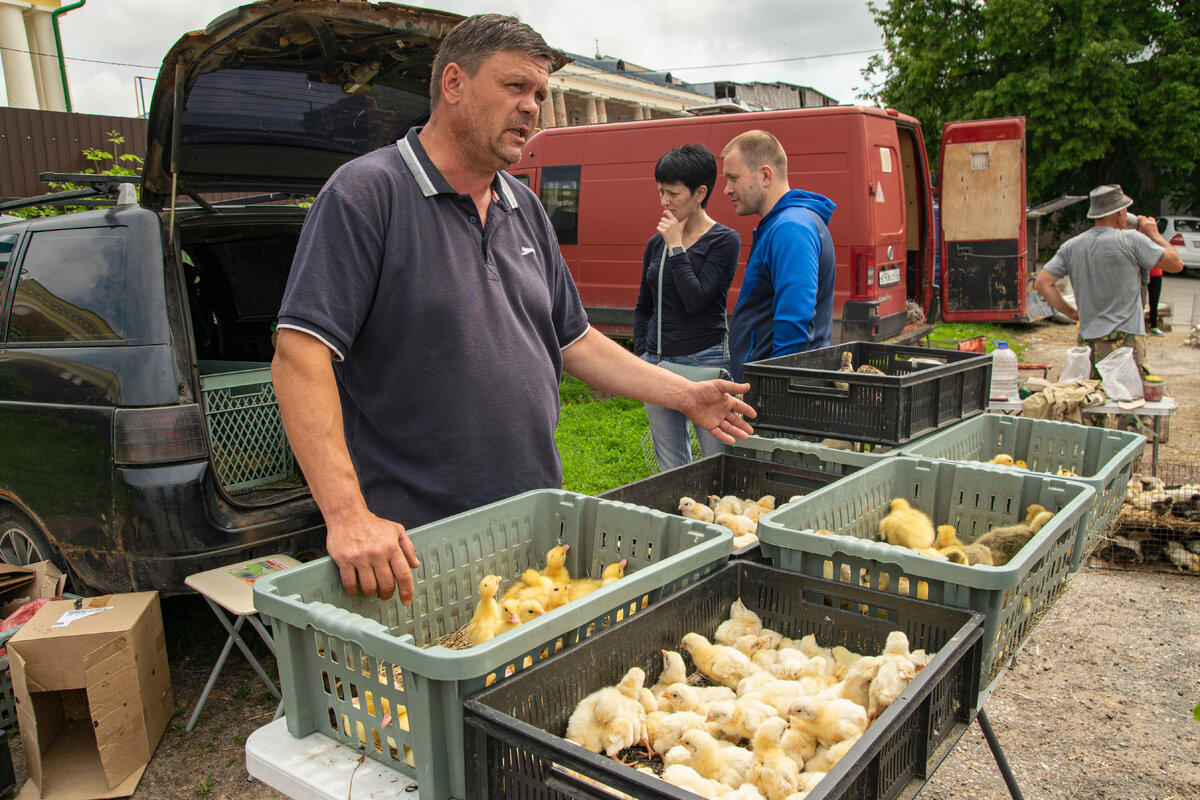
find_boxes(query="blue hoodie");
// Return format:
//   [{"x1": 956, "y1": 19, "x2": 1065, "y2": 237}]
[{"x1": 728, "y1": 189, "x2": 836, "y2": 382}]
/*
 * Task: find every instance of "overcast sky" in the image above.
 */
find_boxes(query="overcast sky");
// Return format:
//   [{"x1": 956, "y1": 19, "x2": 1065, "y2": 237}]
[{"x1": 27, "y1": 0, "x2": 884, "y2": 119}]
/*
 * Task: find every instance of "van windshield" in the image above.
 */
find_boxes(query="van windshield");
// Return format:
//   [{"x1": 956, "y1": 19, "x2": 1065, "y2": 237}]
[{"x1": 181, "y1": 68, "x2": 430, "y2": 155}]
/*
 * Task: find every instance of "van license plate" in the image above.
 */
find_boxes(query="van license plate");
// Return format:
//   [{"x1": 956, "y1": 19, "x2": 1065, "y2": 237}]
[{"x1": 878, "y1": 267, "x2": 901, "y2": 286}]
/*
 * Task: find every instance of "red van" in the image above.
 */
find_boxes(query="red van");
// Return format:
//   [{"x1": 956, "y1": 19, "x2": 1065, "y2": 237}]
[{"x1": 509, "y1": 107, "x2": 1027, "y2": 341}]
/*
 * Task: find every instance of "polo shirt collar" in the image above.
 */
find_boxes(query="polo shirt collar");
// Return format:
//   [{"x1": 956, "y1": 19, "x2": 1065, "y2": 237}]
[{"x1": 397, "y1": 127, "x2": 520, "y2": 211}]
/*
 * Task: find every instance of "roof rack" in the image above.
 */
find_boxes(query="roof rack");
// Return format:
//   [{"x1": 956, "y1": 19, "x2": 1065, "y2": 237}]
[{"x1": 0, "y1": 172, "x2": 141, "y2": 214}]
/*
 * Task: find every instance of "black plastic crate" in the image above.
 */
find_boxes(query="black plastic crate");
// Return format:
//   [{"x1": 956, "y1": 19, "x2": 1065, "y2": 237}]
[
  {"x1": 599, "y1": 452, "x2": 847, "y2": 559},
  {"x1": 462, "y1": 561, "x2": 984, "y2": 800},
  {"x1": 744, "y1": 342, "x2": 992, "y2": 446}
]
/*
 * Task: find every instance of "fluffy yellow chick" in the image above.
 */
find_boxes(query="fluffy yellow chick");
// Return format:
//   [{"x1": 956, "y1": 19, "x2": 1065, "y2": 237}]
[
  {"x1": 494, "y1": 598, "x2": 521, "y2": 636},
  {"x1": 804, "y1": 734, "x2": 860, "y2": 773},
  {"x1": 988, "y1": 453, "x2": 1015, "y2": 466},
  {"x1": 545, "y1": 582, "x2": 571, "y2": 610},
  {"x1": 867, "y1": 657, "x2": 917, "y2": 721},
  {"x1": 715, "y1": 512, "x2": 757, "y2": 538},
  {"x1": 661, "y1": 764, "x2": 729, "y2": 799},
  {"x1": 878, "y1": 498, "x2": 935, "y2": 551},
  {"x1": 786, "y1": 696, "x2": 867, "y2": 749},
  {"x1": 817, "y1": 655, "x2": 882, "y2": 710},
  {"x1": 679, "y1": 496, "x2": 716, "y2": 523},
  {"x1": 746, "y1": 717, "x2": 801, "y2": 800},
  {"x1": 679, "y1": 728, "x2": 754, "y2": 789},
  {"x1": 615, "y1": 666, "x2": 658, "y2": 733},
  {"x1": 715, "y1": 598, "x2": 764, "y2": 646},
  {"x1": 1024, "y1": 503, "x2": 1048, "y2": 523},
  {"x1": 1014, "y1": 459, "x2": 1028, "y2": 469},
  {"x1": 538, "y1": 544, "x2": 572, "y2": 586},
  {"x1": 780, "y1": 709, "x2": 819, "y2": 768},
  {"x1": 659, "y1": 682, "x2": 736, "y2": 715},
  {"x1": 682, "y1": 632, "x2": 758, "y2": 689},
  {"x1": 503, "y1": 568, "x2": 554, "y2": 606},
  {"x1": 646, "y1": 709, "x2": 706, "y2": 755},
  {"x1": 710, "y1": 494, "x2": 745, "y2": 515},
  {"x1": 464, "y1": 575, "x2": 504, "y2": 647},
  {"x1": 568, "y1": 558, "x2": 627, "y2": 601},
  {"x1": 703, "y1": 697, "x2": 777, "y2": 745},
  {"x1": 565, "y1": 685, "x2": 645, "y2": 758},
  {"x1": 935, "y1": 524, "x2": 965, "y2": 551},
  {"x1": 650, "y1": 649, "x2": 689, "y2": 699},
  {"x1": 515, "y1": 598, "x2": 546, "y2": 624}
]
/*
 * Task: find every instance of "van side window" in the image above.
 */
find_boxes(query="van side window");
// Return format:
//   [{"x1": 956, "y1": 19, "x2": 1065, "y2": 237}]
[
  {"x1": 539, "y1": 165, "x2": 580, "y2": 246},
  {"x1": 7, "y1": 229, "x2": 128, "y2": 344},
  {"x1": 0, "y1": 234, "x2": 18, "y2": 283}
]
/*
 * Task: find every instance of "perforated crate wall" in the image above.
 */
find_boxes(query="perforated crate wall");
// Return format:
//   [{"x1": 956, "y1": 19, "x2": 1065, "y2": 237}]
[{"x1": 200, "y1": 368, "x2": 297, "y2": 493}]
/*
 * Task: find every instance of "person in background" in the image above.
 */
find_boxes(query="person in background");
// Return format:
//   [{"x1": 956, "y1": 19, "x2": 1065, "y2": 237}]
[
  {"x1": 1146, "y1": 261, "x2": 1164, "y2": 336},
  {"x1": 633, "y1": 144, "x2": 741, "y2": 471},
  {"x1": 720, "y1": 130, "x2": 836, "y2": 382},
  {"x1": 271, "y1": 14, "x2": 756, "y2": 605},
  {"x1": 1034, "y1": 184, "x2": 1181, "y2": 376}
]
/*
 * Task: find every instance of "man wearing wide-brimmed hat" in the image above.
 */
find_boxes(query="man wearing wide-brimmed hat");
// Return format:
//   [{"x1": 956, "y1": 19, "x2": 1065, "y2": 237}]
[{"x1": 1034, "y1": 184, "x2": 1182, "y2": 377}]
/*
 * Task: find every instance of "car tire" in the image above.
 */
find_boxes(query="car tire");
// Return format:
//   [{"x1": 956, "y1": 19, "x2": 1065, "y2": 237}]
[{"x1": 0, "y1": 506, "x2": 73, "y2": 585}]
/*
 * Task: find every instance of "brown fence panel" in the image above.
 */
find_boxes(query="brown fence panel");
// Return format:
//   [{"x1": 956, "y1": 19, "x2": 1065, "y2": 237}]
[{"x1": 0, "y1": 108, "x2": 147, "y2": 199}]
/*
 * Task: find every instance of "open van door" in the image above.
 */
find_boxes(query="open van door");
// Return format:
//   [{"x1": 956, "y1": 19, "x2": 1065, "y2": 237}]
[{"x1": 938, "y1": 117, "x2": 1028, "y2": 322}]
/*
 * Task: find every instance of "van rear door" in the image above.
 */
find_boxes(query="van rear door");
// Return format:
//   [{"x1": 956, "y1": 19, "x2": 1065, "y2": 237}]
[{"x1": 938, "y1": 117, "x2": 1027, "y2": 322}]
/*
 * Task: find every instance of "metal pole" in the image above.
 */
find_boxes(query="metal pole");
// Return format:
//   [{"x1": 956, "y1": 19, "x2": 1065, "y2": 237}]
[
  {"x1": 977, "y1": 708, "x2": 1026, "y2": 800},
  {"x1": 50, "y1": 0, "x2": 86, "y2": 113}
]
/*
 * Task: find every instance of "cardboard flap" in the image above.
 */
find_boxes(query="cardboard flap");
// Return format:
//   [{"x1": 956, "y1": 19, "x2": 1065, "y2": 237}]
[
  {"x1": 0, "y1": 561, "x2": 66, "y2": 618},
  {"x1": 84, "y1": 633, "x2": 147, "y2": 789}
]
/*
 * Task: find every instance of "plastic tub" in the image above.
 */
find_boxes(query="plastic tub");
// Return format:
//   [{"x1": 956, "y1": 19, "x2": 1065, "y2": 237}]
[
  {"x1": 254, "y1": 489, "x2": 732, "y2": 800},
  {"x1": 756, "y1": 457, "x2": 1094, "y2": 702},
  {"x1": 462, "y1": 560, "x2": 984, "y2": 800},
  {"x1": 902, "y1": 414, "x2": 1145, "y2": 569}
]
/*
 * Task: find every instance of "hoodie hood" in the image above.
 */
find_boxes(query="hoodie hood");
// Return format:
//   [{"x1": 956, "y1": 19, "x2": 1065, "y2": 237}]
[{"x1": 765, "y1": 189, "x2": 836, "y2": 225}]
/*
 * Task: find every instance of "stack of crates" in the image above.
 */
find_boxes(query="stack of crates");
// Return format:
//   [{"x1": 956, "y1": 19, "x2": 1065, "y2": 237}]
[
  {"x1": 756, "y1": 457, "x2": 1095, "y2": 702},
  {"x1": 254, "y1": 489, "x2": 732, "y2": 800},
  {"x1": 462, "y1": 560, "x2": 985, "y2": 800},
  {"x1": 903, "y1": 414, "x2": 1146, "y2": 569}
]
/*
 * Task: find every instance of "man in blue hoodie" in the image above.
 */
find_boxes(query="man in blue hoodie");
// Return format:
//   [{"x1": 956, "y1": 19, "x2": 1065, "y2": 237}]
[{"x1": 722, "y1": 130, "x2": 836, "y2": 382}]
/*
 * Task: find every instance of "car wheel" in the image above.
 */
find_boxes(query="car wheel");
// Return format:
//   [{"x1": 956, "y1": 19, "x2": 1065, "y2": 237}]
[{"x1": 0, "y1": 507, "x2": 71, "y2": 579}]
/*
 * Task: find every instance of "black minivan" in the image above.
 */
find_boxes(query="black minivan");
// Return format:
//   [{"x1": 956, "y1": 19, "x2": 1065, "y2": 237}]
[{"x1": 0, "y1": 0, "x2": 463, "y2": 593}]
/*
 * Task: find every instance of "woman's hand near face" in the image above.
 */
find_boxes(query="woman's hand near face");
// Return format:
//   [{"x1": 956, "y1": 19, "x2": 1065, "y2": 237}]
[{"x1": 657, "y1": 209, "x2": 685, "y2": 250}]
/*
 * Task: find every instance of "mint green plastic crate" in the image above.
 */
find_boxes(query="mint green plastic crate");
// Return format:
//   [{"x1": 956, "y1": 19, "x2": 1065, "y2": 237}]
[
  {"x1": 902, "y1": 415, "x2": 1144, "y2": 570},
  {"x1": 757, "y1": 457, "x2": 1094, "y2": 702},
  {"x1": 728, "y1": 432, "x2": 899, "y2": 472},
  {"x1": 254, "y1": 489, "x2": 731, "y2": 800},
  {"x1": 198, "y1": 361, "x2": 297, "y2": 493}
]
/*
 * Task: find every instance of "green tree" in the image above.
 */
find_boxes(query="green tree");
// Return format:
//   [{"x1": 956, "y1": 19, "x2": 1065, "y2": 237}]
[
  {"x1": 10, "y1": 129, "x2": 143, "y2": 218},
  {"x1": 863, "y1": 0, "x2": 1200, "y2": 213}
]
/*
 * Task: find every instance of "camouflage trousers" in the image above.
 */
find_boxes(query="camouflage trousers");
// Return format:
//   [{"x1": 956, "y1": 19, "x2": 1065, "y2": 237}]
[{"x1": 1078, "y1": 330, "x2": 1148, "y2": 379}]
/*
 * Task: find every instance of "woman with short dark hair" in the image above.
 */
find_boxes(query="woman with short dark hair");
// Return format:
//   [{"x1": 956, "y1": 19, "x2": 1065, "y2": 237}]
[{"x1": 633, "y1": 144, "x2": 741, "y2": 470}]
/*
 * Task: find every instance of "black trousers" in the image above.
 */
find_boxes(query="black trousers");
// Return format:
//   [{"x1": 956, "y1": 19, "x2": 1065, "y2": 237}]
[{"x1": 1148, "y1": 274, "x2": 1162, "y2": 328}]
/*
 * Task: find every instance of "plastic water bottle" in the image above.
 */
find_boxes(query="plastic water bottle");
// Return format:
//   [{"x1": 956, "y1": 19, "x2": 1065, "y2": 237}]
[{"x1": 990, "y1": 341, "x2": 1019, "y2": 401}]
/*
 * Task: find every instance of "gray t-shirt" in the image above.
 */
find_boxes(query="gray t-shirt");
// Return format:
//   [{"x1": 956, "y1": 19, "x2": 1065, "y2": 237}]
[
  {"x1": 1043, "y1": 226, "x2": 1164, "y2": 339},
  {"x1": 278, "y1": 129, "x2": 589, "y2": 528}
]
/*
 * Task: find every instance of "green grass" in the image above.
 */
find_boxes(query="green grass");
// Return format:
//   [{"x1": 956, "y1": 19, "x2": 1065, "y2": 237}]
[
  {"x1": 928, "y1": 322, "x2": 1030, "y2": 357},
  {"x1": 556, "y1": 375, "x2": 652, "y2": 495}
]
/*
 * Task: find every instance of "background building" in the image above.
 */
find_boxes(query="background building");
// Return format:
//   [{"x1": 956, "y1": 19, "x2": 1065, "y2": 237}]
[{"x1": 0, "y1": 0, "x2": 74, "y2": 112}]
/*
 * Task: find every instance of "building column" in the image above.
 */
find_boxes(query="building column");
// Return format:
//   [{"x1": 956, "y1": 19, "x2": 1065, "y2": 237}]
[
  {"x1": 553, "y1": 90, "x2": 568, "y2": 127},
  {"x1": 632, "y1": 106, "x2": 645, "y2": 121},
  {"x1": 584, "y1": 95, "x2": 598, "y2": 125},
  {"x1": 540, "y1": 91, "x2": 557, "y2": 128},
  {"x1": 596, "y1": 97, "x2": 608, "y2": 124},
  {"x1": 0, "y1": 3, "x2": 39, "y2": 109},
  {"x1": 26, "y1": 9, "x2": 64, "y2": 112}
]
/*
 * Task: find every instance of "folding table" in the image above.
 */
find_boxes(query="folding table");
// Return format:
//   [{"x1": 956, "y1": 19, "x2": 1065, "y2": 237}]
[{"x1": 184, "y1": 554, "x2": 300, "y2": 732}]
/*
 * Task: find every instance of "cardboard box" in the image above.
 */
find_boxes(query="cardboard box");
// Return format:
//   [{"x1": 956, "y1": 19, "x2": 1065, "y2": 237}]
[
  {"x1": 8, "y1": 592, "x2": 173, "y2": 800},
  {"x1": 0, "y1": 562, "x2": 66, "y2": 620}
]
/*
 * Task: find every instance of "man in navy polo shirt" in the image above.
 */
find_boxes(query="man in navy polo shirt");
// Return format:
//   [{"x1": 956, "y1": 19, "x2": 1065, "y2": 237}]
[{"x1": 272, "y1": 14, "x2": 756, "y2": 605}]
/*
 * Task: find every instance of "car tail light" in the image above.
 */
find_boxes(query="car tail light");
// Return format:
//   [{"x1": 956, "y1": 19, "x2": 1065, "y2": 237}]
[
  {"x1": 851, "y1": 246, "x2": 875, "y2": 299},
  {"x1": 114, "y1": 404, "x2": 208, "y2": 465},
  {"x1": 1171, "y1": 234, "x2": 1184, "y2": 246}
]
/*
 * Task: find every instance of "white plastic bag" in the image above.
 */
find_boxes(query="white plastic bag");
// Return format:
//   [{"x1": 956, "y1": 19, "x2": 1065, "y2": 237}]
[
  {"x1": 1094, "y1": 347, "x2": 1143, "y2": 402},
  {"x1": 1059, "y1": 346, "x2": 1093, "y2": 382}
]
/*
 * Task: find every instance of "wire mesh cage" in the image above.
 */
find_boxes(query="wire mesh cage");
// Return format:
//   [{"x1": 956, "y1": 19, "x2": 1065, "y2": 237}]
[{"x1": 1104, "y1": 458, "x2": 1200, "y2": 573}]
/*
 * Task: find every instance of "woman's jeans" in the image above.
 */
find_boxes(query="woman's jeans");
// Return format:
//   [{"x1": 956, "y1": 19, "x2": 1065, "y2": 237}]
[{"x1": 641, "y1": 342, "x2": 727, "y2": 471}]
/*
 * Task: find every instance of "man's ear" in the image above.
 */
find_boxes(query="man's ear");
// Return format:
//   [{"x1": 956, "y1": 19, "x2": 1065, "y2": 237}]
[
  {"x1": 440, "y1": 62, "x2": 466, "y2": 106},
  {"x1": 759, "y1": 163, "x2": 775, "y2": 187}
]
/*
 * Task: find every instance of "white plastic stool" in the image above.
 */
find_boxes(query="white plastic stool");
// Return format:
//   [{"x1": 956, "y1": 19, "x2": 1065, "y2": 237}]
[{"x1": 184, "y1": 554, "x2": 300, "y2": 732}]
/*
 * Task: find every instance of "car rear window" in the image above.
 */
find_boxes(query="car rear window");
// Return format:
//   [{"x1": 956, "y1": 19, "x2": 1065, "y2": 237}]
[
  {"x1": 7, "y1": 228, "x2": 128, "y2": 344},
  {"x1": 181, "y1": 68, "x2": 430, "y2": 156},
  {"x1": 1175, "y1": 219, "x2": 1200, "y2": 233}
]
